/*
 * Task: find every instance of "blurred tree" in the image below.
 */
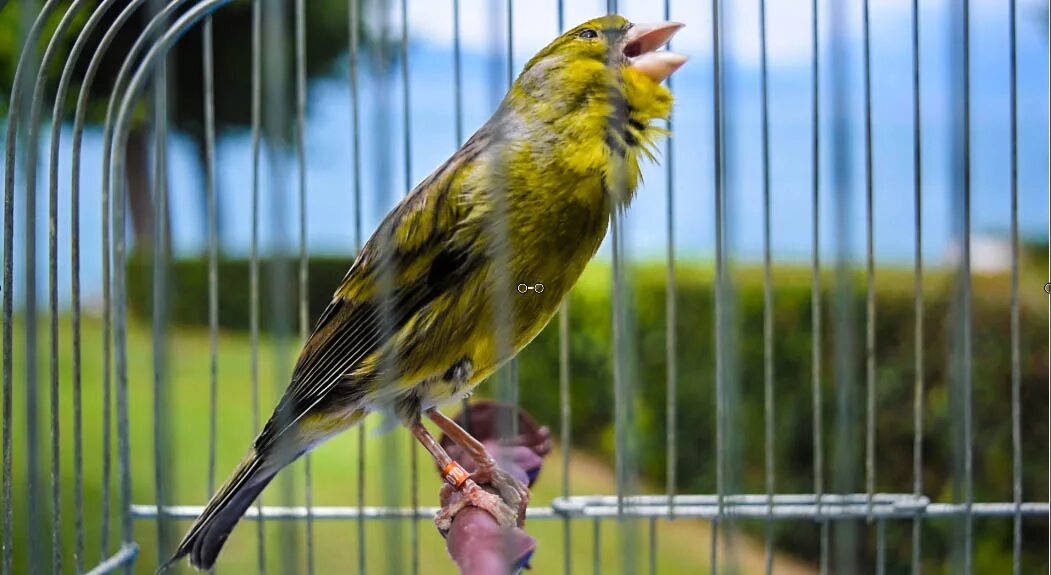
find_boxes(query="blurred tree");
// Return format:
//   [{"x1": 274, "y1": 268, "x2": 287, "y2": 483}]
[
  {"x1": 0, "y1": 0, "x2": 389, "y2": 249},
  {"x1": 1036, "y1": 0, "x2": 1049, "y2": 39}
]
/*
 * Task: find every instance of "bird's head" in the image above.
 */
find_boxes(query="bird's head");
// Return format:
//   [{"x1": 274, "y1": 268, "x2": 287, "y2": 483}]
[
  {"x1": 506, "y1": 15, "x2": 687, "y2": 203},
  {"x1": 532, "y1": 16, "x2": 685, "y2": 82}
]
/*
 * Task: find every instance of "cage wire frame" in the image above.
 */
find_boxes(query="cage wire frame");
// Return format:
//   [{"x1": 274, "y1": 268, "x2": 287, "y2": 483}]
[{"x1": 0, "y1": 0, "x2": 1049, "y2": 573}]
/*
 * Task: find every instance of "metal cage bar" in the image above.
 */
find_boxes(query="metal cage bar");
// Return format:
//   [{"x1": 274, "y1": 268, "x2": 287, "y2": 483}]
[
  {"x1": 131, "y1": 496, "x2": 1050, "y2": 521},
  {"x1": 1007, "y1": 1, "x2": 1024, "y2": 575},
  {"x1": 808, "y1": 0, "x2": 828, "y2": 572},
  {"x1": 758, "y1": 0, "x2": 774, "y2": 571}
]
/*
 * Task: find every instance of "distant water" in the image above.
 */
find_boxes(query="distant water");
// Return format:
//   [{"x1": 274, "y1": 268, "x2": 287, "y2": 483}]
[{"x1": 1, "y1": 26, "x2": 1047, "y2": 305}]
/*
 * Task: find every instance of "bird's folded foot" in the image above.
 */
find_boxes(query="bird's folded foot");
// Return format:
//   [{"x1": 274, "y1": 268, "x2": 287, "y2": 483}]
[
  {"x1": 435, "y1": 479, "x2": 519, "y2": 533},
  {"x1": 471, "y1": 464, "x2": 530, "y2": 522}
]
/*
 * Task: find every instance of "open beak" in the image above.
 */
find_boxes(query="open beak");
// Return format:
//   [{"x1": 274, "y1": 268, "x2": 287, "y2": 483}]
[{"x1": 624, "y1": 22, "x2": 687, "y2": 83}]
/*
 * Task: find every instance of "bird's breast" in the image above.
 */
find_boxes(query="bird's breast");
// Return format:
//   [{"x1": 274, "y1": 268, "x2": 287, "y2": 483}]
[{"x1": 507, "y1": 172, "x2": 610, "y2": 335}]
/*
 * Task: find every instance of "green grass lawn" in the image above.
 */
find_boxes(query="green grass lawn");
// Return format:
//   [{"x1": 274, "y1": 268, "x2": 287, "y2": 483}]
[{"x1": 5, "y1": 314, "x2": 814, "y2": 574}]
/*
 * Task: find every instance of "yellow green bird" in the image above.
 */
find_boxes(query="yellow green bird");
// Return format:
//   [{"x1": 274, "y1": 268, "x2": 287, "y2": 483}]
[{"x1": 164, "y1": 14, "x2": 685, "y2": 571}]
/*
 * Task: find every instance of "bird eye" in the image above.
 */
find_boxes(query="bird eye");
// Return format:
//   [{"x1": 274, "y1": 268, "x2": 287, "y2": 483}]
[{"x1": 578, "y1": 29, "x2": 598, "y2": 39}]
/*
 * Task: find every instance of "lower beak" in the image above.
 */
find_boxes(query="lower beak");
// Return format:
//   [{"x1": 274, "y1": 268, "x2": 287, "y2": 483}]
[{"x1": 625, "y1": 22, "x2": 688, "y2": 83}]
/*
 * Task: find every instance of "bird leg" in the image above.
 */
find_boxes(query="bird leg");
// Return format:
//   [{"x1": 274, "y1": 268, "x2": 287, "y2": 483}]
[
  {"x1": 426, "y1": 409, "x2": 530, "y2": 522},
  {"x1": 408, "y1": 419, "x2": 519, "y2": 532}
]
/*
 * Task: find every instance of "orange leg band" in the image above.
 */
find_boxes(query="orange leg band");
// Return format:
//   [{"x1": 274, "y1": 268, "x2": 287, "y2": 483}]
[{"x1": 442, "y1": 461, "x2": 470, "y2": 488}]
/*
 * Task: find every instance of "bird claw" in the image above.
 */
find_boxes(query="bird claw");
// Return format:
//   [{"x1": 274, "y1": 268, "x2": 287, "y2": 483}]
[
  {"x1": 471, "y1": 464, "x2": 530, "y2": 522},
  {"x1": 435, "y1": 479, "x2": 519, "y2": 534}
]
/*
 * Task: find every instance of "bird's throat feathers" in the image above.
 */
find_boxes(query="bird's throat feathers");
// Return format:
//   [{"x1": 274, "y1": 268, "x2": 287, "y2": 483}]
[{"x1": 505, "y1": 50, "x2": 674, "y2": 209}]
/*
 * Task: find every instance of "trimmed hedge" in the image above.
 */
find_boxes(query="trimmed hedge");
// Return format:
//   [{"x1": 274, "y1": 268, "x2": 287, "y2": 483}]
[
  {"x1": 127, "y1": 255, "x2": 354, "y2": 332},
  {"x1": 129, "y1": 255, "x2": 1049, "y2": 572}
]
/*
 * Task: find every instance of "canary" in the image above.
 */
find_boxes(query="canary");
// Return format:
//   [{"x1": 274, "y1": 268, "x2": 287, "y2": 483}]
[{"x1": 164, "y1": 15, "x2": 685, "y2": 571}]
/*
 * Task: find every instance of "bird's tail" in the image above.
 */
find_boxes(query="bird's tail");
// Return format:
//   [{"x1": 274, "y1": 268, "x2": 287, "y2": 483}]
[{"x1": 158, "y1": 448, "x2": 278, "y2": 572}]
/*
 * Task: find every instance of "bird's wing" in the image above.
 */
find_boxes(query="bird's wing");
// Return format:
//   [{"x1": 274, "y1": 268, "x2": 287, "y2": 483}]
[{"x1": 254, "y1": 134, "x2": 491, "y2": 451}]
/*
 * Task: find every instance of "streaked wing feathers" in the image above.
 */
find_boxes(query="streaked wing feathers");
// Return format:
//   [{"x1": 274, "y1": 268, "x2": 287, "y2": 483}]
[{"x1": 253, "y1": 131, "x2": 490, "y2": 451}]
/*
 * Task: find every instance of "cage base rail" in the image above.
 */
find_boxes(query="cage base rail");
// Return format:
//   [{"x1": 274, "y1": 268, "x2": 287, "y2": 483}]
[
  {"x1": 551, "y1": 494, "x2": 1050, "y2": 520},
  {"x1": 132, "y1": 504, "x2": 558, "y2": 521},
  {"x1": 84, "y1": 543, "x2": 139, "y2": 575},
  {"x1": 133, "y1": 494, "x2": 1049, "y2": 523}
]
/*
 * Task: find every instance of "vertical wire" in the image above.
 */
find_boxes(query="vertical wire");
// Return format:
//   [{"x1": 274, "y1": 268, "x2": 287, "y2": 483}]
[
  {"x1": 711, "y1": 0, "x2": 726, "y2": 569},
  {"x1": 151, "y1": 29, "x2": 173, "y2": 560},
  {"x1": 829, "y1": 0, "x2": 859, "y2": 568},
  {"x1": 294, "y1": 0, "x2": 315, "y2": 572},
  {"x1": 612, "y1": 223, "x2": 641, "y2": 571},
  {"x1": 862, "y1": 0, "x2": 877, "y2": 523},
  {"x1": 592, "y1": 519, "x2": 601, "y2": 575},
  {"x1": 504, "y1": 0, "x2": 520, "y2": 439},
  {"x1": 605, "y1": 0, "x2": 616, "y2": 328},
  {"x1": 605, "y1": 4, "x2": 642, "y2": 572},
  {"x1": 348, "y1": 0, "x2": 366, "y2": 570},
  {"x1": 400, "y1": 0, "x2": 412, "y2": 194},
  {"x1": 453, "y1": 0, "x2": 471, "y2": 437},
  {"x1": 370, "y1": 5, "x2": 404, "y2": 572},
  {"x1": 350, "y1": 0, "x2": 363, "y2": 253},
  {"x1": 809, "y1": 0, "x2": 828, "y2": 571},
  {"x1": 113, "y1": 135, "x2": 131, "y2": 575},
  {"x1": 482, "y1": 10, "x2": 515, "y2": 544},
  {"x1": 68, "y1": 25, "x2": 86, "y2": 574},
  {"x1": 876, "y1": 519, "x2": 886, "y2": 575},
  {"x1": 609, "y1": 0, "x2": 626, "y2": 522},
  {"x1": 408, "y1": 436, "x2": 418, "y2": 575},
  {"x1": 482, "y1": 0, "x2": 506, "y2": 452},
  {"x1": 408, "y1": 271, "x2": 418, "y2": 575},
  {"x1": 0, "y1": 19, "x2": 13, "y2": 569},
  {"x1": 663, "y1": 0, "x2": 678, "y2": 523},
  {"x1": 0, "y1": 114, "x2": 9, "y2": 575},
  {"x1": 96, "y1": 17, "x2": 115, "y2": 561},
  {"x1": 111, "y1": 42, "x2": 133, "y2": 575},
  {"x1": 1008, "y1": 0, "x2": 1022, "y2": 572},
  {"x1": 398, "y1": 1, "x2": 419, "y2": 571},
  {"x1": 611, "y1": 211, "x2": 627, "y2": 518},
  {"x1": 100, "y1": 146, "x2": 113, "y2": 562},
  {"x1": 648, "y1": 517, "x2": 656, "y2": 575},
  {"x1": 453, "y1": 0, "x2": 464, "y2": 146},
  {"x1": 559, "y1": 298, "x2": 572, "y2": 575},
  {"x1": 250, "y1": 1, "x2": 267, "y2": 571},
  {"x1": 22, "y1": 7, "x2": 42, "y2": 572},
  {"x1": 553, "y1": 4, "x2": 570, "y2": 575},
  {"x1": 506, "y1": 0, "x2": 514, "y2": 92},
  {"x1": 203, "y1": 14, "x2": 219, "y2": 501},
  {"x1": 262, "y1": 0, "x2": 299, "y2": 568},
  {"x1": 448, "y1": 0, "x2": 466, "y2": 447},
  {"x1": 47, "y1": 19, "x2": 64, "y2": 575},
  {"x1": 909, "y1": 0, "x2": 924, "y2": 571},
  {"x1": 961, "y1": 0, "x2": 974, "y2": 570},
  {"x1": 487, "y1": 2, "x2": 519, "y2": 569},
  {"x1": 759, "y1": 0, "x2": 775, "y2": 571}
]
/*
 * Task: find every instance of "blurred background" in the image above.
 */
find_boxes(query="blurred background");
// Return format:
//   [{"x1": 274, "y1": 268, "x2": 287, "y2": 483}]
[{"x1": 1, "y1": 0, "x2": 1048, "y2": 573}]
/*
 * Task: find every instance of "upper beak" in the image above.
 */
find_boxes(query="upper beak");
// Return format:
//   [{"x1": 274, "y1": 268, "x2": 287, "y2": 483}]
[{"x1": 624, "y1": 22, "x2": 687, "y2": 83}]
